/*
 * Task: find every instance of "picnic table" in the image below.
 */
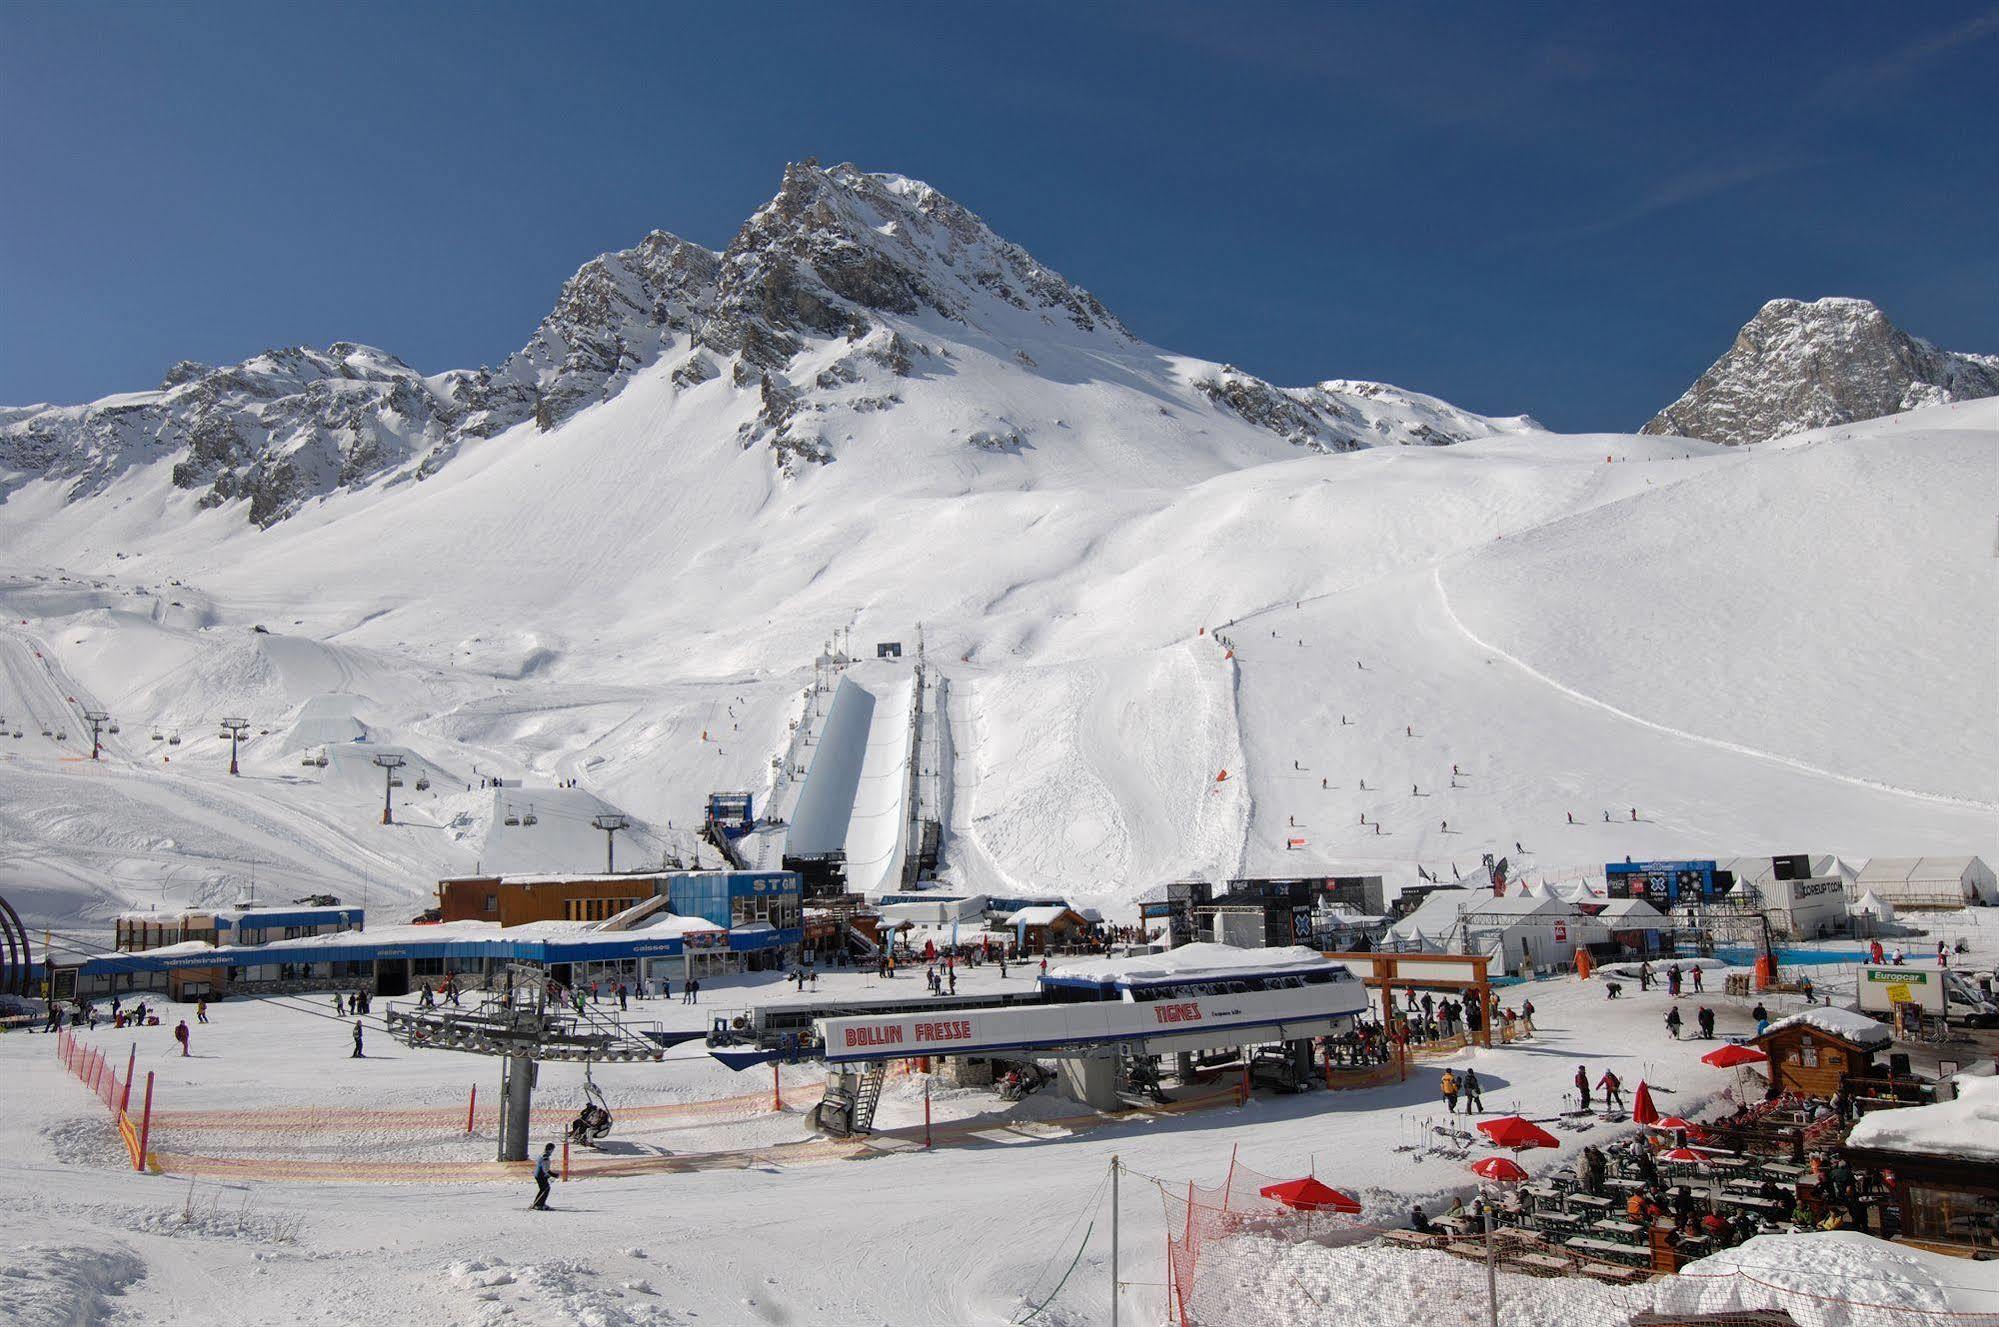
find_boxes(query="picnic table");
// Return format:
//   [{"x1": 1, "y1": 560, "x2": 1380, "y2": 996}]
[
  {"x1": 1603, "y1": 1176, "x2": 1646, "y2": 1193},
  {"x1": 1715, "y1": 1193, "x2": 1787, "y2": 1216},
  {"x1": 1761, "y1": 1162, "x2": 1808, "y2": 1180},
  {"x1": 1381, "y1": 1229, "x2": 1445, "y2": 1250},
  {"x1": 1565, "y1": 1236, "x2": 1647, "y2": 1266},
  {"x1": 1568, "y1": 1193, "x2": 1615, "y2": 1211},
  {"x1": 1592, "y1": 1219, "x2": 1645, "y2": 1241},
  {"x1": 1523, "y1": 1184, "x2": 1564, "y2": 1204},
  {"x1": 1507, "y1": 1252, "x2": 1573, "y2": 1276}
]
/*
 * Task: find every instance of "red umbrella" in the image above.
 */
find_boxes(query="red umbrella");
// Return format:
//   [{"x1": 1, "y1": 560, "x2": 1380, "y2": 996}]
[
  {"x1": 1652, "y1": 1115, "x2": 1695, "y2": 1131},
  {"x1": 1702, "y1": 1044, "x2": 1768, "y2": 1068},
  {"x1": 1631, "y1": 1081, "x2": 1660, "y2": 1126},
  {"x1": 1470, "y1": 1155, "x2": 1529, "y2": 1182},
  {"x1": 1477, "y1": 1115, "x2": 1559, "y2": 1150},
  {"x1": 1659, "y1": 1146, "x2": 1708, "y2": 1163},
  {"x1": 1258, "y1": 1176, "x2": 1362, "y2": 1214}
]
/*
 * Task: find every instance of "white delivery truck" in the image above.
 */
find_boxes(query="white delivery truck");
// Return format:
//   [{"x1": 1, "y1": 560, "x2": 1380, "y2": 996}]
[{"x1": 1855, "y1": 964, "x2": 1999, "y2": 1027}]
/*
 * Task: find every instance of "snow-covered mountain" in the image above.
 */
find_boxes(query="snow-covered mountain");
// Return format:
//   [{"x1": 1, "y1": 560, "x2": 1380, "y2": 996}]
[
  {"x1": 1643, "y1": 297, "x2": 1999, "y2": 446},
  {"x1": 0, "y1": 164, "x2": 1992, "y2": 939},
  {"x1": 0, "y1": 160, "x2": 1532, "y2": 523}
]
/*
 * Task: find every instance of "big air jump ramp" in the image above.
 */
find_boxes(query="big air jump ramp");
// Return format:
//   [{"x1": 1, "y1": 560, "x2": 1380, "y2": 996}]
[{"x1": 786, "y1": 672, "x2": 914, "y2": 898}]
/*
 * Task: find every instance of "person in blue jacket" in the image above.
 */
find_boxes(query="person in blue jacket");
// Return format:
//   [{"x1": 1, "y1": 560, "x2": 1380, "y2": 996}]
[{"x1": 531, "y1": 1143, "x2": 555, "y2": 1210}]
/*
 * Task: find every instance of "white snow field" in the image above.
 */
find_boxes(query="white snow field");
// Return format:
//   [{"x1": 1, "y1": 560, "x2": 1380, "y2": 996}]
[
  {"x1": 10, "y1": 953, "x2": 1954, "y2": 1327},
  {"x1": 3, "y1": 387, "x2": 1992, "y2": 932}
]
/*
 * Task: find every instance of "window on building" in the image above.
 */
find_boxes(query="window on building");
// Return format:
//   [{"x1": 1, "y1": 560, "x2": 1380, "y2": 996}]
[
  {"x1": 1906, "y1": 1184, "x2": 1999, "y2": 1250},
  {"x1": 484, "y1": 894, "x2": 498, "y2": 913}
]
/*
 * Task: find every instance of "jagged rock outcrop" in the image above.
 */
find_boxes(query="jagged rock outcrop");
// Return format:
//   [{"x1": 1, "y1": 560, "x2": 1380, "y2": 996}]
[
  {"x1": 2, "y1": 160, "x2": 1534, "y2": 524},
  {"x1": 1643, "y1": 297, "x2": 1999, "y2": 446},
  {"x1": 1194, "y1": 367, "x2": 1539, "y2": 453}
]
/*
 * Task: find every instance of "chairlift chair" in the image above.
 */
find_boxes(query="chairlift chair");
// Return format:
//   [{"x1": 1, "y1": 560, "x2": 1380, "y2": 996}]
[
  {"x1": 503, "y1": 806, "x2": 520, "y2": 827},
  {"x1": 389, "y1": 775, "x2": 403, "y2": 788},
  {"x1": 168, "y1": 733, "x2": 181, "y2": 745},
  {"x1": 414, "y1": 773, "x2": 430, "y2": 791},
  {"x1": 315, "y1": 752, "x2": 329, "y2": 768},
  {"x1": 151, "y1": 730, "x2": 163, "y2": 741},
  {"x1": 107, "y1": 722, "x2": 120, "y2": 734},
  {"x1": 521, "y1": 805, "x2": 537, "y2": 826}
]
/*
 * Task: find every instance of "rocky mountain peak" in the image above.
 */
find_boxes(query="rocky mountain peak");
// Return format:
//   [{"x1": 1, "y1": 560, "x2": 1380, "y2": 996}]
[
  {"x1": 699, "y1": 159, "x2": 1130, "y2": 372},
  {"x1": 1642, "y1": 297, "x2": 1999, "y2": 445}
]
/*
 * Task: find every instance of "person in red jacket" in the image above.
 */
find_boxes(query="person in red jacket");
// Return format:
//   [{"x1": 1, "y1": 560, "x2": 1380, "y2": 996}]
[{"x1": 173, "y1": 1020, "x2": 190, "y2": 1057}]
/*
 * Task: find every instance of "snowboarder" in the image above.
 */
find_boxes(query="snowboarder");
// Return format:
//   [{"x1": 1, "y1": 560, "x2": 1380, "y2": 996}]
[
  {"x1": 351, "y1": 1021, "x2": 365, "y2": 1058},
  {"x1": 1664, "y1": 1007, "x2": 1683, "y2": 1040},
  {"x1": 1573, "y1": 1065, "x2": 1592, "y2": 1111},
  {"x1": 1696, "y1": 1006, "x2": 1715, "y2": 1039},
  {"x1": 1461, "y1": 1068, "x2": 1484, "y2": 1113},
  {"x1": 1439, "y1": 1068, "x2": 1460, "y2": 1114},
  {"x1": 174, "y1": 1020, "x2": 190, "y2": 1056},
  {"x1": 531, "y1": 1143, "x2": 555, "y2": 1210}
]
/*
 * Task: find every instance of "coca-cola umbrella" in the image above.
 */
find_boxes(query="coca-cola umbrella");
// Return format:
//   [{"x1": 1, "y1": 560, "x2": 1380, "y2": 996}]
[
  {"x1": 1631, "y1": 1081, "x2": 1660, "y2": 1126},
  {"x1": 1469, "y1": 1155, "x2": 1529, "y2": 1183},
  {"x1": 1651, "y1": 1115, "x2": 1696, "y2": 1132},
  {"x1": 1477, "y1": 1115, "x2": 1559, "y2": 1151},
  {"x1": 1701, "y1": 1044, "x2": 1768, "y2": 1069},
  {"x1": 1258, "y1": 1176, "x2": 1362, "y2": 1214},
  {"x1": 1658, "y1": 1146, "x2": 1710, "y2": 1164}
]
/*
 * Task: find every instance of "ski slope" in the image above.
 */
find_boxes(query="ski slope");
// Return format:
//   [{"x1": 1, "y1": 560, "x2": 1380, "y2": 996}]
[{"x1": 0, "y1": 349, "x2": 1993, "y2": 933}]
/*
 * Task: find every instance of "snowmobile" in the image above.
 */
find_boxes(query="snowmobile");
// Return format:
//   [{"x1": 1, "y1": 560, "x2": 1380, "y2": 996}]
[{"x1": 998, "y1": 1063, "x2": 1051, "y2": 1102}]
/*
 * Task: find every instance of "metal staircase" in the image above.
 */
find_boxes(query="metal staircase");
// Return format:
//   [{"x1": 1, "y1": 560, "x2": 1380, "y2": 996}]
[{"x1": 851, "y1": 1061, "x2": 886, "y2": 1133}]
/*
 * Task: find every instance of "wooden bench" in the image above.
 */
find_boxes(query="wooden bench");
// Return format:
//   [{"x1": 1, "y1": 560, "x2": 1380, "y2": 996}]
[
  {"x1": 1506, "y1": 1252, "x2": 1573, "y2": 1276},
  {"x1": 1578, "y1": 1260, "x2": 1651, "y2": 1284},
  {"x1": 1591, "y1": 1219, "x2": 1644, "y2": 1240},
  {"x1": 1565, "y1": 1236, "x2": 1645, "y2": 1265},
  {"x1": 1380, "y1": 1229, "x2": 1445, "y2": 1250}
]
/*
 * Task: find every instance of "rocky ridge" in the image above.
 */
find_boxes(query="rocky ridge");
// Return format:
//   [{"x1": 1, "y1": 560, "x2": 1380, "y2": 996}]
[
  {"x1": 1643, "y1": 297, "x2": 1999, "y2": 446},
  {"x1": 3, "y1": 160, "x2": 1528, "y2": 524}
]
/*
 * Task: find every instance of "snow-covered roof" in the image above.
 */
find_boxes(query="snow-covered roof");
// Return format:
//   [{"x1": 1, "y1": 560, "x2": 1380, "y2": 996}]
[
  {"x1": 1003, "y1": 905, "x2": 1083, "y2": 927},
  {"x1": 1846, "y1": 1075, "x2": 1999, "y2": 1162},
  {"x1": 1386, "y1": 888, "x2": 1478, "y2": 941},
  {"x1": 1758, "y1": 1006, "x2": 1892, "y2": 1049},
  {"x1": 1662, "y1": 1231, "x2": 1999, "y2": 1317},
  {"x1": 1595, "y1": 897, "x2": 1669, "y2": 925},
  {"x1": 1043, "y1": 942, "x2": 1342, "y2": 988},
  {"x1": 1855, "y1": 856, "x2": 1987, "y2": 883}
]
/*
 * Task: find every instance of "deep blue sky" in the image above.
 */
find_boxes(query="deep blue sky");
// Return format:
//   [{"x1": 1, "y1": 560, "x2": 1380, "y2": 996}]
[{"x1": 3, "y1": 3, "x2": 1995, "y2": 430}]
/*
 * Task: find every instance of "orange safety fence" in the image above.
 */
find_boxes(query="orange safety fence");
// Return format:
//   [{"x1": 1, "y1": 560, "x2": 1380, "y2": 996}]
[
  {"x1": 141, "y1": 1079, "x2": 1245, "y2": 1184},
  {"x1": 54, "y1": 1028, "x2": 157, "y2": 1172}
]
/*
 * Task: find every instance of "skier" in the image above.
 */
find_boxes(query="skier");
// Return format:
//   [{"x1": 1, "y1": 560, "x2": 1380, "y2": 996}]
[
  {"x1": 1664, "y1": 1006, "x2": 1683, "y2": 1040},
  {"x1": 1406, "y1": 726, "x2": 1412, "y2": 737},
  {"x1": 1567, "y1": 812, "x2": 1574, "y2": 825},
  {"x1": 1441, "y1": 820, "x2": 1447, "y2": 832},
  {"x1": 1691, "y1": 965, "x2": 1704, "y2": 994},
  {"x1": 1519, "y1": 998, "x2": 1535, "y2": 1033},
  {"x1": 1630, "y1": 808, "x2": 1637, "y2": 821},
  {"x1": 174, "y1": 1020, "x2": 190, "y2": 1057},
  {"x1": 419, "y1": 982, "x2": 436, "y2": 1010},
  {"x1": 1461, "y1": 1067, "x2": 1484, "y2": 1114},
  {"x1": 1597, "y1": 1069, "x2": 1623, "y2": 1111},
  {"x1": 617, "y1": 983, "x2": 628, "y2": 1012},
  {"x1": 1321, "y1": 777, "x2": 1328, "y2": 790},
  {"x1": 530, "y1": 1143, "x2": 555, "y2": 1210},
  {"x1": 1696, "y1": 1006, "x2": 1715, "y2": 1039},
  {"x1": 1439, "y1": 1068, "x2": 1460, "y2": 1114},
  {"x1": 196, "y1": 999, "x2": 209, "y2": 1025},
  {"x1": 1573, "y1": 1065, "x2": 1592, "y2": 1111},
  {"x1": 351, "y1": 1021, "x2": 365, "y2": 1058},
  {"x1": 333, "y1": 992, "x2": 346, "y2": 1016}
]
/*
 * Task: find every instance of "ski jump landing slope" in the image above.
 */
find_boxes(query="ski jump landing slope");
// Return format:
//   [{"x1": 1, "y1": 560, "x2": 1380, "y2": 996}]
[{"x1": 786, "y1": 670, "x2": 915, "y2": 898}]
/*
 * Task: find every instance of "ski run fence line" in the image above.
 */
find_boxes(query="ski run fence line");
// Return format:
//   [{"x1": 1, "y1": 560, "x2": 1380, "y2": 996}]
[
  {"x1": 1157, "y1": 1153, "x2": 1999, "y2": 1327},
  {"x1": 119, "y1": 1071, "x2": 1245, "y2": 1184},
  {"x1": 55, "y1": 1027, "x2": 159, "y2": 1173}
]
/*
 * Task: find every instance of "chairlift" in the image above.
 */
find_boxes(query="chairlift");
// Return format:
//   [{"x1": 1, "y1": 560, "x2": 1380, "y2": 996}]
[
  {"x1": 414, "y1": 773, "x2": 430, "y2": 791},
  {"x1": 521, "y1": 804, "x2": 537, "y2": 826},
  {"x1": 301, "y1": 753, "x2": 319, "y2": 767},
  {"x1": 503, "y1": 806, "x2": 520, "y2": 827},
  {"x1": 55, "y1": 730, "x2": 66, "y2": 741},
  {"x1": 107, "y1": 722, "x2": 120, "y2": 734},
  {"x1": 151, "y1": 731, "x2": 163, "y2": 741},
  {"x1": 168, "y1": 733, "x2": 181, "y2": 745},
  {"x1": 315, "y1": 752, "x2": 329, "y2": 768},
  {"x1": 389, "y1": 775, "x2": 404, "y2": 788}
]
